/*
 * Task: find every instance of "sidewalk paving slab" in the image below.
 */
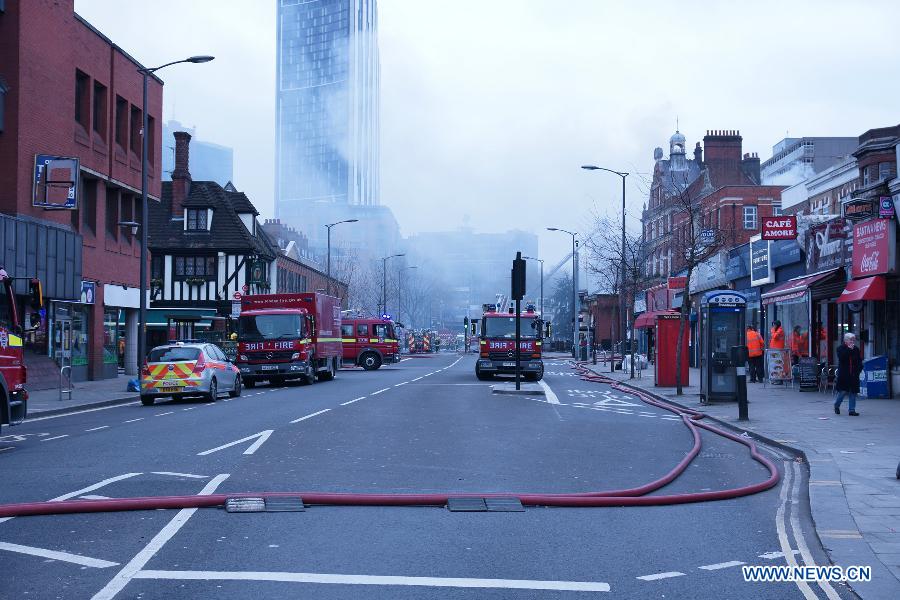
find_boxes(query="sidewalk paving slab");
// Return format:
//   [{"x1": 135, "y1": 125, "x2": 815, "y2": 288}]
[
  {"x1": 26, "y1": 374, "x2": 139, "y2": 417},
  {"x1": 584, "y1": 361, "x2": 900, "y2": 600}
]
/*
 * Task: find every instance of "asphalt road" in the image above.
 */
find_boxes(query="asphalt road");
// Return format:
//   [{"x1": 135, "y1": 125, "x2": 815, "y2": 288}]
[{"x1": 0, "y1": 353, "x2": 858, "y2": 599}]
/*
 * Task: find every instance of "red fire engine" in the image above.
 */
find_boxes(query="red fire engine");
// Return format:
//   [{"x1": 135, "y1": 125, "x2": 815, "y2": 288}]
[
  {"x1": 341, "y1": 317, "x2": 400, "y2": 370},
  {"x1": 0, "y1": 269, "x2": 30, "y2": 435},
  {"x1": 474, "y1": 303, "x2": 548, "y2": 381},
  {"x1": 234, "y1": 292, "x2": 342, "y2": 387}
]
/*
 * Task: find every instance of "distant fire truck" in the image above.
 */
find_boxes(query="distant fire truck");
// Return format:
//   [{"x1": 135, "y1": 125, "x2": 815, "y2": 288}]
[
  {"x1": 234, "y1": 292, "x2": 342, "y2": 387},
  {"x1": 0, "y1": 268, "x2": 33, "y2": 435},
  {"x1": 407, "y1": 329, "x2": 437, "y2": 354},
  {"x1": 341, "y1": 317, "x2": 400, "y2": 370},
  {"x1": 474, "y1": 303, "x2": 548, "y2": 381}
]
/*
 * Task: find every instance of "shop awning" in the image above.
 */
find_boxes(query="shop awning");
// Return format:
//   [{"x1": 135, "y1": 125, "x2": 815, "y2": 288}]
[
  {"x1": 837, "y1": 276, "x2": 886, "y2": 303},
  {"x1": 634, "y1": 310, "x2": 679, "y2": 329},
  {"x1": 146, "y1": 308, "x2": 218, "y2": 327},
  {"x1": 760, "y1": 268, "x2": 843, "y2": 306}
]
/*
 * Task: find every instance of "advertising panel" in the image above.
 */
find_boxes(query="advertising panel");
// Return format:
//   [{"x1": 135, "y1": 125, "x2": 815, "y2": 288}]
[
  {"x1": 805, "y1": 218, "x2": 852, "y2": 272},
  {"x1": 852, "y1": 218, "x2": 896, "y2": 277},
  {"x1": 750, "y1": 236, "x2": 773, "y2": 286},
  {"x1": 766, "y1": 348, "x2": 792, "y2": 383}
]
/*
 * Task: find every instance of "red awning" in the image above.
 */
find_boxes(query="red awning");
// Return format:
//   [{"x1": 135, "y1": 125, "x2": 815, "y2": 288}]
[
  {"x1": 634, "y1": 310, "x2": 679, "y2": 329},
  {"x1": 837, "y1": 276, "x2": 886, "y2": 303},
  {"x1": 760, "y1": 268, "x2": 841, "y2": 306}
]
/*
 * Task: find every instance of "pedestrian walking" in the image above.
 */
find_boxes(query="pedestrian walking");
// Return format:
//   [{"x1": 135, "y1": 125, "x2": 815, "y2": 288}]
[
  {"x1": 834, "y1": 332, "x2": 863, "y2": 416},
  {"x1": 746, "y1": 325, "x2": 765, "y2": 383}
]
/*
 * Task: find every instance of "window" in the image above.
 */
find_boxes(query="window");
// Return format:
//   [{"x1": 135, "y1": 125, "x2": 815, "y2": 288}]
[
  {"x1": 105, "y1": 188, "x2": 118, "y2": 240},
  {"x1": 147, "y1": 115, "x2": 156, "y2": 164},
  {"x1": 772, "y1": 202, "x2": 783, "y2": 217},
  {"x1": 120, "y1": 194, "x2": 133, "y2": 243},
  {"x1": 173, "y1": 256, "x2": 216, "y2": 279},
  {"x1": 863, "y1": 166, "x2": 870, "y2": 186},
  {"x1": 879, "y1": 162, "x2": 893, "y2": 181},
  {"x1": 130, "y1": 105, "x2": 141, "y2": 154},
  {"x1": 186, "y1": 208, "x2": 208, "y2": 231},
  {"x1": 151, "y1": 255, "x2": 164, "y2": 279},
  {"x1": 341, "y1": 324, "x2": 354, "y2": 338},
  {"x1": 356, "y1": 323, "x2": 369, "y2": 337},
  {"x1": 75, "y1": 70, "x2": 90, "y2": 129},
  {"x1": 92, "y1": 81, "x2": 107, "y2": 136},
  {"x1": 374, "y1": 324, "x2": 390, "y2": 338},
  {"x1": 743, "y1": 205, "x2": 758, "y2": 230},
  {"x1": 82, "y1": 178, "x2": 97, "y2": 234},
  {"x1": 0, "y1": 76, "x2": 8, "y2": 133},
  {"x1": 114, "y1": 96, "x2": 128, "y2": 147}
]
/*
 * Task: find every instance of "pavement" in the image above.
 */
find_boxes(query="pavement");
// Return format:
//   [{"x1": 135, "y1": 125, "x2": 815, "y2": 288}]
[
  {"x1": 586, "y1": 359, "x2": 900, "y2": 600},
  {"x1": 27, "y1": 374, "x2": 140, "y2": 416},
  {"x1": 0, "y1": 353, "x2": 853, "y2": 599}
]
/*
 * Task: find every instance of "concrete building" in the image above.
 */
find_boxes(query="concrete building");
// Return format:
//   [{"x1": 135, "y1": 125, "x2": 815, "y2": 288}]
[
  {"x1": 760, "y1": 137, "x2": 857, "y2": 185},
  {"x1": 0, "y1": 0, "x2": 162, "y2": 383},
  {"x1": 162, "y1": 120, "x2": 233, "y2": 186}
]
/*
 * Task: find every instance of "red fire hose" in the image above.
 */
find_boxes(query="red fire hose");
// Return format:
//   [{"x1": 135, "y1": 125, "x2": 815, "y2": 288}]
[{"x1": 0, "y1": 362, "x2": 780, "y2": 517}]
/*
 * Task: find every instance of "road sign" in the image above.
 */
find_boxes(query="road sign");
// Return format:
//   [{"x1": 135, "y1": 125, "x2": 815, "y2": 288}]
[
  {"x1": 233, "y1": 291, "x2": 242, "y2": 301},
  {"x1": 699, "y1": 229, "x2": 715, "y2": 246}
]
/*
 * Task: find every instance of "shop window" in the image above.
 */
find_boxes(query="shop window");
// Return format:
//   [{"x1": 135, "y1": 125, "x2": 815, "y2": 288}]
[
  {"x1": 75, "y1": 70, "x2": 90, "y2": 130},
  {"x1": 103, "y1": 308, "x2": 119, "y2": 366},
  {"x1": 743, "y1": 205, "x2": 758, "y2": 230},
  {"x1": 92, "y1": 81, "x2": 107, "y2": 137},
  {"x1": 114, "y1": 96, "x2": 128, "y2": 148}
]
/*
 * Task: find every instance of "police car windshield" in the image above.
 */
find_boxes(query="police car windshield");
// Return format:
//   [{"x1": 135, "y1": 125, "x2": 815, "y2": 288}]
[
  {"x1": 148, "y1": 347, "x2": 201, "y2": 363},
  {"x1": 239, "y1": 314, "x2": 304, "y2": 341},
  {"x1": 483, "y1": 316, "x2": 537, "y2": 339}
]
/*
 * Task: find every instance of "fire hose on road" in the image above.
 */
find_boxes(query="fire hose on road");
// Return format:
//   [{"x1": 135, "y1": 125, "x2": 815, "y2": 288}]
[{"x1": 0, "y1": 362, "x2": 780, "y2": 517}]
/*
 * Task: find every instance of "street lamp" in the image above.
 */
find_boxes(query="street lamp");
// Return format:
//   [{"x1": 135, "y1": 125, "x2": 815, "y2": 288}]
[
  {"x1": 522, "y1": 256, "x2": 544, "y2": 315},
  {"x1": 547, "y1": 228, "x2": 578, "y2": 357},
  {"x1": 136, "y1": 55, "x2": 214, "y2": 376},
  {"x1": 582, "y1": 165, "x2": 629, "y2": 374},
  {"x1": 325, "y1": 219, "x2": 358, "y2": 295},
  {"x1": 398, "y1": 266, "x2": 417, "y2": 326},
  {"x1": 381, "y1": 253, "x2": 405, "y2": 316}
]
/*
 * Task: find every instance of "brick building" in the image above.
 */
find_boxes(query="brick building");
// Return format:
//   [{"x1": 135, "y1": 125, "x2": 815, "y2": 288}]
[{"x1": 0, "y1": 0, "x2": 162, "y2": 382}]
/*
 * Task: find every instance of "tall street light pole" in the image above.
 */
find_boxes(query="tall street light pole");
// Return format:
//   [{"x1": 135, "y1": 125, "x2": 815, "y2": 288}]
[
  {"x1": 136, "y1": 55, "x2": 213, "y2": 376},
  {"x1": 381, "y1": 253, "x2": 405, "y2": 316},
  {"x1": 325, "y1": 219, "x2": 358, "y2": 296},
  {"x1": 581, "y1": 165, "x2": 629, "y2": 373},
  {"x1": 522, "y1": 256, "x2": 544, "y2": 315},
  {"x1": 547, "y1": 228, "x2": 578, "y2": 357},
  {"x1": 399, "y1": 265, "x2": 417, "y2": 326}
]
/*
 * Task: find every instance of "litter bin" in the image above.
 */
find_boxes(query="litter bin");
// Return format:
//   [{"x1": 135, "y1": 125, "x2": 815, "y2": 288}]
[{"x1": 862, "y1": 355, "x2": 890, "y2": 399}]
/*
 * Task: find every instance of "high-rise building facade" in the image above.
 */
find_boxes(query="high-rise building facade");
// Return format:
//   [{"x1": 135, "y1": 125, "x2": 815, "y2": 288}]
[{"x1": 276, "y1": 0, "x2": 380, "y2": 221}]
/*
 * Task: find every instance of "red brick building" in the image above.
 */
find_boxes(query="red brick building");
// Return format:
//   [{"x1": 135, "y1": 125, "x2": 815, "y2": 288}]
[{"x1": 0, "y1": 0, "x2": 162, "y2": 382}]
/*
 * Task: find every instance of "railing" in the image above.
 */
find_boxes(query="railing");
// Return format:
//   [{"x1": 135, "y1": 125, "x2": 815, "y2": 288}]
[{"x1": 59, "y1": 365, "x2": 73, "y2": 401}]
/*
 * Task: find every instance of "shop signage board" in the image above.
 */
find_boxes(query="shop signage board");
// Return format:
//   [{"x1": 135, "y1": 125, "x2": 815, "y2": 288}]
[
  {"x1": 798, "y1": 356, "x2": 819, "y2": 390},
  {"x1": 667, "y1": 276, "x2": 687, "y2": 290},
  {"x1": 843, "y1": 199, "x2": 875, "y2": 221},
  {"x1": 761, "y1": 216, "x2": 797, "y2": 240},
  {"x1": 80, "y1": 281, "x2": 95, "y2": 304},
  {"x1": 750, "y1": 236, "x2": 773, "y2": 286},
  {"x1": 880, "y1": 196, "x2": 895, "y2": 218},
  {"x1": 766, "y1": 348, "x2": 792, "y2": 383},
  {"x1": 805, "y1": 218, "x2": 852, "y2": 272},
  {"x1": 231, "y1": 301, "x2": 241, "y2": 318},
  {"x1": 852, "y1": 218, "x2": 896, "y2": 277}
]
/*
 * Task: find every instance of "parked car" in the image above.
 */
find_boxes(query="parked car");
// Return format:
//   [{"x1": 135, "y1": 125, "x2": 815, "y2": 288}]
[{"x1": 140, "y1": 342, "x2": 241, "y2": 406}]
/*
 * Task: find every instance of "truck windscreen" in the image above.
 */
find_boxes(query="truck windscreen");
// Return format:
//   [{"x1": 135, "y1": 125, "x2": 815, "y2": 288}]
[
  {"x1": 239, "y1": 314, "x2": 305, "y2": 341},
  {"x1": 483, "y1": 317, "x2": 538, "y2": 339}
]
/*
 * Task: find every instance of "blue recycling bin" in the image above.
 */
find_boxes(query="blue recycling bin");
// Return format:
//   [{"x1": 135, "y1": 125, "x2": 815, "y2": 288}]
[{"x1": 863, "y1": 355, "x2": 891, "y2": 399}]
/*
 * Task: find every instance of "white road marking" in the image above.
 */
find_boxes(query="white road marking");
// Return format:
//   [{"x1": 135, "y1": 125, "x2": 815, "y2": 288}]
[
  {"x1": 411, "y1": 377, "x2": 423, "y2": 382},
  {"x1": 538, "y1": 380, "x2": 560, "y2": 404},
  {"x1": 90, "y1": 474, "x2": 229, "y2": 600},
  {"x1": 131, "y1": 570, "x2": 611, "y2": 592},
  {"x1": 51, "y1": 473, "x2": 143, "y2": 502},
  {"x1": 0, "y1": 541, "x2": 119, "y2": 569},
  {"x1": 124, "y1": 418, "x2": 144, "y2": 423},
  {"x1": 25, "y1": 402, "x2": 140, "y2": 422},
  {"x1": 340, "y1": 397, "x2": 366, "y2": 406},
  {"x1": 152, "y1": 472, "x2": 208, "y2": 479},
  {"x1": 196, "y1": 431, "x2": 273, "y2": 456},
  {"x1": 394, "y1": 382, "x2": 408, "y2": 387},
  {"x1": 41, "y1": 435, "x2": 69, "y2": 442},
  {"x1": 776, "y1": 461, "x2": 818, "y2": 600},
  {"x1": 79, "y1": 495, "x2": 111, "y2": 500},
  {"x1": 636, "y1": 572, "x2": 685, "y2": 581},
  {"x1": 759, "y1": 550, "x2": 800, "y2": 560},
  {"x1": 371, "y1": 388, "x2": 390, "y2": 395},
  {"x1": 0, "y1": 447, "x2": 13, "y2": 453},
  {"x1": 697, "y1": 561, "x2": 745, "y2": 571},
  {"x1": 182, "y1": 407, "x2": 196, "y2": 411},
  {"x1": 86, "y1": 426, "x2": 110, "y2": 432},
  {"x1": 789, "y1": 461, "x2": 842, "y2": 600},
  {"x1": 154, "y1": 411, "x2": 174, "y2": 417},
  {"x1": 290, "y1": 409, "x2": 331, "y2": 423}
]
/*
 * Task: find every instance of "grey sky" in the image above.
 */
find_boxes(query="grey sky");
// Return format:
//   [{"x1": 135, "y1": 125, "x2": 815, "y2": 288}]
[{"x1": 75, "y1": 0, "x2": 900, "y2": 264}]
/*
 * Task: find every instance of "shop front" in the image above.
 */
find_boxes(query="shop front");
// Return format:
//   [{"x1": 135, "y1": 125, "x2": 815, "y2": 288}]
[
  {"x1": 145, "y1": 308, "x2": 217, "y2": 349},
  {"x1": 50, "y1": 299, "x2": 92, "y2": 382}
]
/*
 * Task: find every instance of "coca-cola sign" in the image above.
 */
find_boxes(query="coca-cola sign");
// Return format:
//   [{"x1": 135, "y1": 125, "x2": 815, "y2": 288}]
[{"x1": 852, "y1": 218, "x2": 895, "y2": 278}]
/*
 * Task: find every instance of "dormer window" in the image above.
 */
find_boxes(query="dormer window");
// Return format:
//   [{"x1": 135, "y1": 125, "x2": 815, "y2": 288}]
[{"x1": 186, "y1": 208, "x2": 208, "y2": 231}]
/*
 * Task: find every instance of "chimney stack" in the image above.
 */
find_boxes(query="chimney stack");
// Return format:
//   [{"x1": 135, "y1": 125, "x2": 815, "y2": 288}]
[
  {"x1": 741, "y1": 151, "x2": 761, "y2": 184},
  {"x1": 693, "y1": 141, "x2": 703, "y2": 165},
  {"x1": 171, "y1": 131, "x2": 192, "y2": 219}
]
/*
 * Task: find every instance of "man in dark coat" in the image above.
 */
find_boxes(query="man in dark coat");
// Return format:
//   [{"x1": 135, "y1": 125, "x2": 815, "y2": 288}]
[{"x1": 834, "y1": 332, "x2": 863, "y2": 416}]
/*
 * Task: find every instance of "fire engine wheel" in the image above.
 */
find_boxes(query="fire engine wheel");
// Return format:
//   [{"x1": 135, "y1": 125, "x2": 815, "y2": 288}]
[
  {"x1": 140, "y1": 395, "x2": 155, "y2": 406},
  {"x1": 205, "y1": 379, "x2": 218, "y2": 403},
  {"x1": 475, "y1": 367, "x2": 492, "y2": 381},
  {"x1": 360, "y1": 352, "x2": 382, "y2": 371},
  {"x1": 229, "y1": 376, "x2": 242, "y2": 398}
]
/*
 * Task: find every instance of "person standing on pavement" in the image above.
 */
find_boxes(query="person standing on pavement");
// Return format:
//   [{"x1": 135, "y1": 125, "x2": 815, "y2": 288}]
[
  {"x1": 746, "y1": 325, "x2": 765, "y2": 383},
  {"x1": 769, "y1": 320, "x2": 785, "y2": 349},
  {"x1": 834, "y1": 332, "x2": 863, "y2": 416},
  {"x1": 790, "y1": 325, "x2": 809, "y2": 365}
]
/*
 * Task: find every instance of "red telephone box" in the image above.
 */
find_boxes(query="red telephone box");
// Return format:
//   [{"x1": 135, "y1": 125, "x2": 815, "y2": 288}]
[{"x1": 655, "y1": 313, "x2": 689, "y2": 387}]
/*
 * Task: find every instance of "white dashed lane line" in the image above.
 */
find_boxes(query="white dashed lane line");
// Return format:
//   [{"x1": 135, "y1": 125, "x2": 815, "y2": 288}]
[
  {"x1": 290, "y1": 409, "x2": 331, "y2": 424},
  {"x1": 40, "y1": 435, "x2": 69, "y2": 442},
  {"x1": 85, "y1": 425, "x2": 110, "y2": 431},
  {"x1": 636, "y1": 572, "x2": 685, "y2": 581},
  {"x1": 340, "y1": 397, "x2": 366, "y2": 406},
  {"x1": 370, "y1": 388, "x2": 390, "y2": 395},
  {"x1": 124, "y1": 418, "x2": 144, "y2": 423},
  {"x1": 394, "y1": 382, "x2": 408, "y2": 387},
  {"x1": 697, "y1": 561, "x2": 745, "y2": 571},
  {"x1": 154, "y1": 412, "x2": 175, "y2": 417}
]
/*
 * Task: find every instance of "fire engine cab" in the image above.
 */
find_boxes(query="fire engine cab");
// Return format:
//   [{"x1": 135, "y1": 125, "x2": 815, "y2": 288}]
[
  {"x1": 0, "y1": 268, "x2": 30, "y2": 434},
  {"x1": 341, "y1": 317, "x2": 400, "y2": 370},
  {"x1": 474, "y1": 303, "x2": 548, "y2": 381}
]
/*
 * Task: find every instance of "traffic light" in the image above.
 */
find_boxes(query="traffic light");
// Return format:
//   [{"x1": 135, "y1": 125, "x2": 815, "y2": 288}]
[
  {"x1": 463, "y1": 316, "x2": 469, "y2": 327},
  {"x1": 29, "y1": 278, "x2": 43, "y2": 308},
  {"x1": 511, "y1": 252, "x2": 526, "y2": 301}
]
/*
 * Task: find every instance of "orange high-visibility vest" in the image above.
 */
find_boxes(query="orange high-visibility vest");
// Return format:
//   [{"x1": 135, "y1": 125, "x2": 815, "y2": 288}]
[
  {"x1": 769, "y1": 326, "x2": 785, "y2": 349},
  {"x1": 791, "y1": 331, "x2": 809, "y2": 357},
  {"x1": 746, "y1": 330, "x2": 764, "y2": 357}
]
